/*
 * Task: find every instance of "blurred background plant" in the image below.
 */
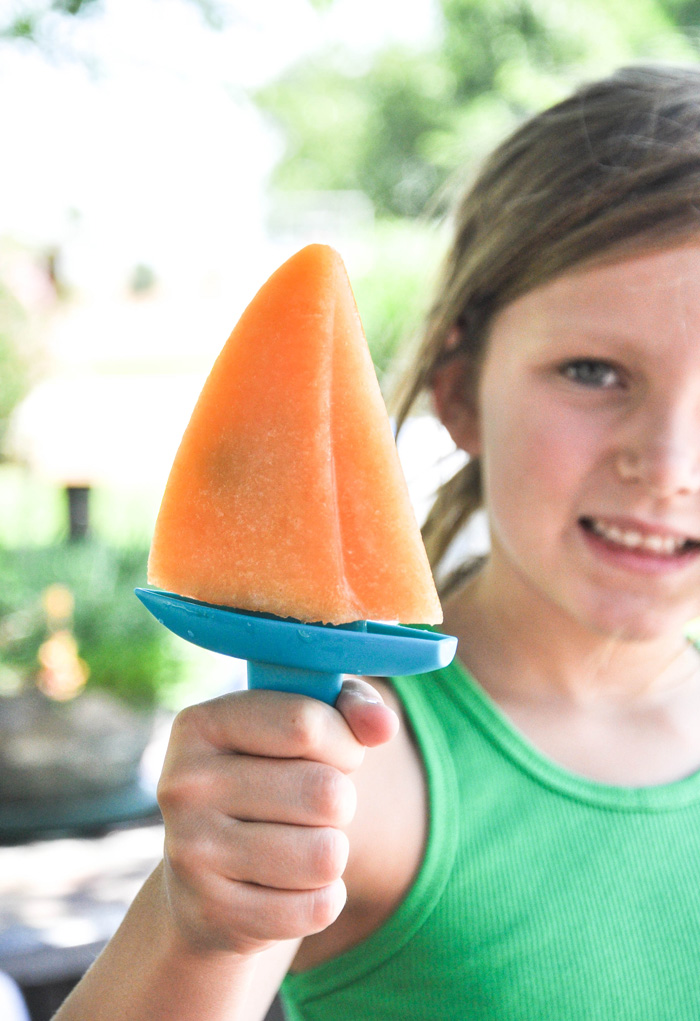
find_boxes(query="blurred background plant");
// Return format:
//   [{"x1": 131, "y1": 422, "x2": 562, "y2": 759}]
[
  {"x1": 256, "y1": 0, "x2": 700, "y2": 221},
  {"x1": 1, "y1": 0, "x2": 699, "y2": 721},
  {"x1": 0, "y1": 544, "x2": 182, "y2": 708}
]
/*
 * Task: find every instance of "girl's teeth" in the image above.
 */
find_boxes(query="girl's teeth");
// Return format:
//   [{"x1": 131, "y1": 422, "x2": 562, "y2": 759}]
[{"x1": 589, "y1": 519, "x2": 684, "y2": 555}]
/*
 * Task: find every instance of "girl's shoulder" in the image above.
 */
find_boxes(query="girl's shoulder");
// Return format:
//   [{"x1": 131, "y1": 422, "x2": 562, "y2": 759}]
[{"x1": 292, "y1": 679, "x2": 428, "y2": 971}]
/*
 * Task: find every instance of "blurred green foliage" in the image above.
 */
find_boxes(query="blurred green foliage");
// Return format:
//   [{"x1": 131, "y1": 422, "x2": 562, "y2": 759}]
[
  {"x1": 352, "y1": 220, "x2": 447, "y2": 382},
  {"x1": 257, "y1": 0, "x2": 700, "y2": 218},
  {"x1": 258, "y1": 48, "x2": 453, "y2": 219},
  {"x1": 0, "y1": 541, "x2": 184, "y2": 707},
  {"x1": 0, "y1": 0, "x2": 233, "y2": 43}
]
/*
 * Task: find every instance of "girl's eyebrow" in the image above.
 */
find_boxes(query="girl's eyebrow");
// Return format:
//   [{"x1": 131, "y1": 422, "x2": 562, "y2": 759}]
[
  {"x1": 522, "y1": 319, "x2": 640, "y2": 351},
  {"x1": 533, "y1": 313, "x2": 660, "y2": 352}
]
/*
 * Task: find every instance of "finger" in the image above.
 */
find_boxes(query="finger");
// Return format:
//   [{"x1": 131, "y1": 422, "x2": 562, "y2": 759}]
[
  {"x1": 209, "y1": 755, "x2": 357, "y2": 827},
  {"x1": 174, "y1": 690, "x2": 367, "y2": 772},
  {"x1": 205, "y1": 875, "x2": 348, "y2": 948},
  {"x1": 335, "y1": 677, "x2": 400, "y2": 748},
  {"x1": 164, "y1": 811, "x2": 348, "y2": 893},
  {"x1": 220, "y1": 819, "x2": 350, "y2": 890}
]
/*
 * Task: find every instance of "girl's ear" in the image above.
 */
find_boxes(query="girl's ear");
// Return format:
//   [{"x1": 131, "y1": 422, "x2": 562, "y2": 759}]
[{"x1": 431, "y1": 352, "x2": 482, "y2": 457}]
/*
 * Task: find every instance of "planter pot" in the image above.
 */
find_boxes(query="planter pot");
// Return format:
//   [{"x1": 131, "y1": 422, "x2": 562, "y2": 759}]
[{"x1": 0, "y1": 689, "x2": 159, "y2": 843}]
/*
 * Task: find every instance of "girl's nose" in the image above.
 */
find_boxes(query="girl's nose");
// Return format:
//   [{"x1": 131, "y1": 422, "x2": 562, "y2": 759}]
[{"x1": 616, "y1": 409, "x2": 700, "y2": 498}]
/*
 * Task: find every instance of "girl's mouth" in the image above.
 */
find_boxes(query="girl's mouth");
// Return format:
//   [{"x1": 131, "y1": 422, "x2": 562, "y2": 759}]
[{"x1": 579, "y1": 517, "x2": 700, "y2": 558}]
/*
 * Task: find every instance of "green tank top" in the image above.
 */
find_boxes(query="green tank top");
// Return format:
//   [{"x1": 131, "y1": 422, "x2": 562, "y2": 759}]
[{"x1": 280, "y1": 659, "x2": 700, "y2": 1020}]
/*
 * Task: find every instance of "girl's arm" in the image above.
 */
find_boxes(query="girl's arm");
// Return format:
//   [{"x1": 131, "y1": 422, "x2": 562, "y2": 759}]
[
  {"x1": 53, "y1": 864, "x2": 299, "y2": 1021},
  {"x1": 54, "y1": 865, "x2": 304, "y2": 1020},
  {"x1": 52, "y1": 680, "x2": 400, "y2": 1021}
]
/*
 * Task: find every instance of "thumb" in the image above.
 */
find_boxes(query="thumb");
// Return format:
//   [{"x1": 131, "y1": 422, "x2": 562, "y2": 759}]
[{"x1": 335, "y1": 677, "x2": 399, "y2": 749}]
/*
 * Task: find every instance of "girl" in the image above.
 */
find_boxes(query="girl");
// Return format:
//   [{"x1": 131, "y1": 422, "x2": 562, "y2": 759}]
[{"x1": 56, "y1": 64, "x2": 700, "y2": 1020}]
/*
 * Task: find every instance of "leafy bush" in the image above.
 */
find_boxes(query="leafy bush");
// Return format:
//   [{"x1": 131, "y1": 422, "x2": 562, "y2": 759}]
[{"x1": 0, "y1": 541, "x2": 184, "y2": 708}]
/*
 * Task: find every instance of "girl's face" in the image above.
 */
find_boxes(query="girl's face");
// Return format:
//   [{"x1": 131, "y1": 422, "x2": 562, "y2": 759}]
[{"x1": 466, "y1": 244, "x2": 700, "y2": 644}]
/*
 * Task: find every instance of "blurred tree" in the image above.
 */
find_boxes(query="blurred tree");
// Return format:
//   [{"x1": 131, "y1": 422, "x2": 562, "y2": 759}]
[
  {"x1": 256, "y1": 0, "x2": 699, "y2": 218},
  {"x1": 0, "y1": 0, "x2": 229, "y2": 44},
  {"x1": 258, "y1": 48, "x2": 454, "y2": 218},
  {"x1": 657, "y1": 0, "x2": 700, "y2": 29}
]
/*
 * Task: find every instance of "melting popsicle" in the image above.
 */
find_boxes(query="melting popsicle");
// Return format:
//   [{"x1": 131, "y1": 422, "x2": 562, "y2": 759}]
[{"x1": 137, "y1": 244, "x2": 456, "y2": 703}]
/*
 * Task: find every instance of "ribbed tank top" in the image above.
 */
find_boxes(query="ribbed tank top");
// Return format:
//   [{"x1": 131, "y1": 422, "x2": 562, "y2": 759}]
[{"x1": 280, "y1": 659, "x2": 700, "y2": 1020}]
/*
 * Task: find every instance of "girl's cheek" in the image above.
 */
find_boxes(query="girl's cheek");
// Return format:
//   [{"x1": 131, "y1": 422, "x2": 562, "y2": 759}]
[
  {"x1": 489, "y1": 405, "x2": 569, "y2": 480},
  {"x1": 520, "y1": 404, "x2": 597, "y2": 479},
  {"x1": 482, "y1": 404, "x2": 595, "y2": 535}
]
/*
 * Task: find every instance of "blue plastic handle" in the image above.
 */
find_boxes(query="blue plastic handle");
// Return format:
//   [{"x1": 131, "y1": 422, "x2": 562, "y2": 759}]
[{"x1": 135, "y1": 588, "x2": 457, "y2": 705}]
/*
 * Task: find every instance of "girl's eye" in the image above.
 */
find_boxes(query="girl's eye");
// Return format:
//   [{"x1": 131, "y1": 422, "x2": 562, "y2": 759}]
[{"x1": 559, "y1": 359, "x2": 622, "y2": 389}]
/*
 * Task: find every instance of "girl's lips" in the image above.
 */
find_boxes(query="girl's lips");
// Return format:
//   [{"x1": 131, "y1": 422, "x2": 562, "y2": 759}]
[{"x1": 578, "y1": 516, "x2": 700, "y2": 573}]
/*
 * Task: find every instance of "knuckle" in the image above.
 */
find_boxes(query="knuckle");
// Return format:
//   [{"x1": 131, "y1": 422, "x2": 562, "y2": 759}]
[
  {"x1": 307, "y1": 881, "x2": 346, "y2": 932},
  {"x1": 163, "y1": 835, "x2": 202, "y2": 883},
  {"x1": 157, "y1": 767, "x2": 210, "y2": 815},
  {"x1": 310, "y1": 827, "x2": 349, "y2": 884},
  {"x1": 285, "y1": 701, "x2": 325, "y2": 756},
  {"x1": 304, "y1": 764, "x2": 356, "y2": 825},
  {"x1": 156, "y1": 771, "x2": 182, "y2": 813},
  {"x1": 165, "y1": 827, "x2": 222, "y2": 888},
  {"x1": 170, "y1": 703, "x2": 203, "y2": 743}
]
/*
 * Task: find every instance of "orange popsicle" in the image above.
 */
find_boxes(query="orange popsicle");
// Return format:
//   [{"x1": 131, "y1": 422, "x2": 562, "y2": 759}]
[{"x1": 148, "y1": 244, "x2": 441, "y2": 627}]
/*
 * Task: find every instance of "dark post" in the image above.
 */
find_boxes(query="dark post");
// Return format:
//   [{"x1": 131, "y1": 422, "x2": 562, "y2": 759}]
[{"x1": 65, "y1": 485, "x2": 91, "y2": 541}]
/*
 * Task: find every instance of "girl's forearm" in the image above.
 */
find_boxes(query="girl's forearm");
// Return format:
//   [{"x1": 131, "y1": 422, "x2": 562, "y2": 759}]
[
  {"x1": 53, "y1": 684, "x2": 390, "y2": 1020},
  {"x1": 52, "y1": 862, "x2": 286, "y2": 1021}
]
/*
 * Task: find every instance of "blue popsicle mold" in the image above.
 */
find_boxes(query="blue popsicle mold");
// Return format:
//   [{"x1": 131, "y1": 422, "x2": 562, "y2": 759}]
[{"x1": 135, "y1": 588, "x2": 457, "y2": 705}]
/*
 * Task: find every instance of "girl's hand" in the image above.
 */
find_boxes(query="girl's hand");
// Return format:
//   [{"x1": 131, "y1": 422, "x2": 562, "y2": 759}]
[{"x1": 156, "y1": 678, "x2": 398, "y2": 959}]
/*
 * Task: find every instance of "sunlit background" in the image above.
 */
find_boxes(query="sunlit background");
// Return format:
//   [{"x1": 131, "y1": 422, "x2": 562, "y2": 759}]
[
  {"x1": 3, "y1": 0, "x2": 697, "y2": 706},
  {"x1": 1, "y1": 1, "x2": 699, "y2": 1016}
]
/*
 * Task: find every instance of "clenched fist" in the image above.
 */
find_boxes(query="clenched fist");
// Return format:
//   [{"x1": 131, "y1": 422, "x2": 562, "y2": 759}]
[{"x1": 157, "y1": 679, "x2": 399, "y2": 957}]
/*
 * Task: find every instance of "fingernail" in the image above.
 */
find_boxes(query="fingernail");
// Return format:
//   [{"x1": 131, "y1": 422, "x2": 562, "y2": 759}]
[{"x1": 342, "y1": 683, "x2": 383, "y2": 705}]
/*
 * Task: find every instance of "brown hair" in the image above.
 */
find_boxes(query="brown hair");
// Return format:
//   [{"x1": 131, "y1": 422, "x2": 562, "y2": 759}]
[{"x1": 393, "y1": 63, "x2": 700, "y2": 585}]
